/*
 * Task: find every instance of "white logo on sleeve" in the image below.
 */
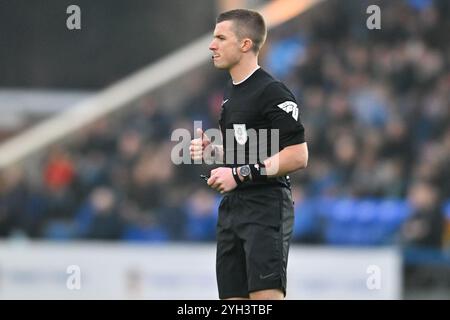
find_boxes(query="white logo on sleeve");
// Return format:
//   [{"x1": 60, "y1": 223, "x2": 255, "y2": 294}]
[{"x1": 277, "y1": 101, "x2": 299, "y2": 121}]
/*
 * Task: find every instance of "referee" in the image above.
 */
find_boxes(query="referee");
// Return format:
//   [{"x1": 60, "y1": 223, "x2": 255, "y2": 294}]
[{"x1": 190, "y1": 9, "x2": 308, "y2": 300}]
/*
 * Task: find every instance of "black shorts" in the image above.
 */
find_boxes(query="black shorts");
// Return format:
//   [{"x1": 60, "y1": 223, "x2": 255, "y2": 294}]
[{"x1": 216, "y1": 186, "x2": 294, "y2": 299}]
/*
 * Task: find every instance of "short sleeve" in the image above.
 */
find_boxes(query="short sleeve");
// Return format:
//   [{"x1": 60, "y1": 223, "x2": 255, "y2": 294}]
[{"x1": 260, "y1": 82, "x2": 305, "y2": 149}]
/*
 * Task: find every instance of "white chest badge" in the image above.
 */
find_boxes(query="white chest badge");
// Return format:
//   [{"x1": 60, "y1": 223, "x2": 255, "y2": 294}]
[{"x1": 233, "y1": 124, "x2": 248, "y2": 145}]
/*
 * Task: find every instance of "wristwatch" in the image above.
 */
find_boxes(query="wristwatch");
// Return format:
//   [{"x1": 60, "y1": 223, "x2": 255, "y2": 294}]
[{"x1": 239, "y1": 165, "x2": 251, "y2": 182}]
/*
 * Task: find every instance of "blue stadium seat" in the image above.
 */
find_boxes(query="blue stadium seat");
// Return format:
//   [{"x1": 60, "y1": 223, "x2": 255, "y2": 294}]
[
  {"x1": 183, "y1": 197, "x2": 219, "y2": 241},
  {"x1": 293, "y1": 199, "x2": 321, "y2": 241},
  {"x1": 353, "y1": 199, "x2": 379, "y2": 245},
  {"x1": 324, "y1": 198, "x2": 356, "y2": 245},
  {"x1": 122, "y1": 225, "x2": 169, "y2": 242},
  {"x1": 43, "y1": 221, "x2": 76, "y2": 240}
]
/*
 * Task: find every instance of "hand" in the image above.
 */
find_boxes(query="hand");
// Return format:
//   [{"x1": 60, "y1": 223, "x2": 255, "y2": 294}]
[
  {"x1": 189, "y1": 128, "x2": 211, "y2": 161},
  {"x1": 207, "y1": 167, "x2": 238, "y2": 194}
]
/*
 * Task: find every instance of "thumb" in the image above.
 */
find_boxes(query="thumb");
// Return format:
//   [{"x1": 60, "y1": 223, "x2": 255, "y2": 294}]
[
  {"x1": 197, "y1": 128, "x2": 210, "y2": 142},
  {"x1": 196, "y1": 128, "x2": 204, "y2": 139}
]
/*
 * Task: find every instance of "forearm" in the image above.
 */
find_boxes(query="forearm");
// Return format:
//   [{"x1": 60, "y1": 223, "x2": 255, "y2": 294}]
[{"x1": 262, "y1": 143, "x2": 308, "y2": 177}]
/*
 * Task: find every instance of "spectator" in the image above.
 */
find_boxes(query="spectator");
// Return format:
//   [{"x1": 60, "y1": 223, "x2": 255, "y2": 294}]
[
  {"x1": 75, "y1": 186, "x2": 123, "y2": 240},
  {"x1": 401, "y1": 181, "x2": 444, "y2": 248}
]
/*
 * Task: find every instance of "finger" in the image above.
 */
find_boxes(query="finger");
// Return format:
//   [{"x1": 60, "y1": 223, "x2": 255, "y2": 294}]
[
  {"x1": 207, "y1": 175, "x2": 218, "y2": 186},
  {"x1": 191, "y1": 138, "x2": 202, "y2": 147},
  {"x1": 212, "y1": 180, "x2": 221, "y2": 189},
  {"x1": 190, "y1": 148, "x2": 203, "y2": 158},
  {"x1": 211, "y1": 178, "x2": 221, "y2": 189}
]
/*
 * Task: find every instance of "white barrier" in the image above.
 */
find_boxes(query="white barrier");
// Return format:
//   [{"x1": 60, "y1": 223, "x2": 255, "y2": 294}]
[{"x1": 0, "y1": 242, "x2": 401, "y2": 299}]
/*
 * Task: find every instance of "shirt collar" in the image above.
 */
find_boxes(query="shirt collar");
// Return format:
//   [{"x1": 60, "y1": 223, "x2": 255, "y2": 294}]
[{"x1": 232, "y1": 66, "x2": 261, "y2": 86}]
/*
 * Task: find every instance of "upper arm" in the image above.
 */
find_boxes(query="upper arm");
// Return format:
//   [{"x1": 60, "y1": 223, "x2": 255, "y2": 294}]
[{"x1": 260, "y1": 82, "x2": 306, "y2": 149}]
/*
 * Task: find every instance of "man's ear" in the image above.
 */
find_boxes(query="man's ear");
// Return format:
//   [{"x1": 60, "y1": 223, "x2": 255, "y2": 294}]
[{"x1": 241, "y1": 38, "x2": 253, "y2": 53}]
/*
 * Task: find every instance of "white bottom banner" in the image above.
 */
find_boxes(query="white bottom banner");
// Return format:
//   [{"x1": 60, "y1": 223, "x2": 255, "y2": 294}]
[{"x1": 0, "y1": 242, "x2": 401, "y2": 299}]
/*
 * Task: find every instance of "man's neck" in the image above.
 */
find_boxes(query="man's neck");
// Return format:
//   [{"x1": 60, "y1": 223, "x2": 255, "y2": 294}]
[{"x1": 230, "y1": 57, "x2": 260, "y2": 85}]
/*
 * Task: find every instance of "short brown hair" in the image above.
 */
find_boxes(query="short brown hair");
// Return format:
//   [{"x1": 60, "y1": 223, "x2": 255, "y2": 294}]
[{"x1": 217, "y1": 9, "x2": 267, "y2": 54}]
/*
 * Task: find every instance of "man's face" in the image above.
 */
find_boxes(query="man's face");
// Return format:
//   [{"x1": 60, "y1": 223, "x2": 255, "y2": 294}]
[{"x1": 209, "y1": 21, "x2": 242, "y2": 70}]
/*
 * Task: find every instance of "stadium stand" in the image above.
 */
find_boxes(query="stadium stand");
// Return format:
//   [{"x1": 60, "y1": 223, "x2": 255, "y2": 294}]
[{"x1": 0, "y1": 0, "x2": 448, "y2": 252}]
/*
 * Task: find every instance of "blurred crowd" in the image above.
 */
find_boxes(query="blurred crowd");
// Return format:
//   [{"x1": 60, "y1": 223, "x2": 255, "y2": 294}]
[{"x1": 0, "y1": 0, "x2": 449, "y2": 249}]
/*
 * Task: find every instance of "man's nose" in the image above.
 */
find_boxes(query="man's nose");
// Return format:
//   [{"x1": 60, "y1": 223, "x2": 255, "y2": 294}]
[{"x1": 209, "y1": 40, "x2": 217, "y2": 51}]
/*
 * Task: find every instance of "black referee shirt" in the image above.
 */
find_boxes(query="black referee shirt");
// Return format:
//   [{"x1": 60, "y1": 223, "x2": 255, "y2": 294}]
[{"x1": 219, "y1": 67, "x2": 305, "y2": 189}]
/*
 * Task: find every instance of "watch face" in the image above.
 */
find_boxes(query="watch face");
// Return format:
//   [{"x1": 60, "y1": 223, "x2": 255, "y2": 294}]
[{"x1": 240, "y1": 165, "x2": 251, "y2": 177}]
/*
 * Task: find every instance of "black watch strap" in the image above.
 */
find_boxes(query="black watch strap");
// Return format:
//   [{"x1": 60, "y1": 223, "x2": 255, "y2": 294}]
[{"x1": 232, "y1": 167, "x2": 242, "y2": 185}]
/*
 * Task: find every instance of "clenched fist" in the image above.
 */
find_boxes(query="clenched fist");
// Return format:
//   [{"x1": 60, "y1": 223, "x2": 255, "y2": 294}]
[
  {"x1": 190, "y1": 128, "x2": 211, "y2": 162},
  {"x1": 207, "y1": 167, "x2": 239, "y2": 194}
]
